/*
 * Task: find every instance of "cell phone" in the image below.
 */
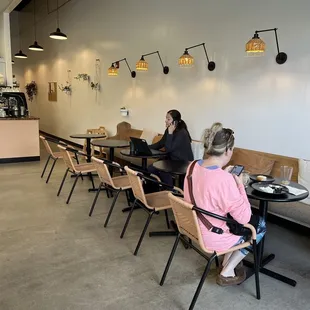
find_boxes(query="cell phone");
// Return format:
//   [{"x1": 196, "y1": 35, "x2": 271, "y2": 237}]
[
  {"x1": 173, "y1": 120, "x2": 178, "y2": 127},
  {"x1": 230, "y1": 165, "x2": 244, "y2": 176}
]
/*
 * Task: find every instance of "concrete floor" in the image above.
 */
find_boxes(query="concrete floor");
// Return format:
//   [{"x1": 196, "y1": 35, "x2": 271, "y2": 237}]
[{"x1": 1, "y1": 150, "x2": 310, "y2": 310}]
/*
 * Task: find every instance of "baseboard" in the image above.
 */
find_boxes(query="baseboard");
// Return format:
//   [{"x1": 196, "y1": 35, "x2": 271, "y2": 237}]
[{"x1": 0, "y1": 156, "x2": 40, "y2": 164}]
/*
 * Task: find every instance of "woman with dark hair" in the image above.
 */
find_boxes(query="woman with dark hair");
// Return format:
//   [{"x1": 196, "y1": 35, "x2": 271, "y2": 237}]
[{"x1": 148, "y1": 109, "x2": 193, "y2": 185}]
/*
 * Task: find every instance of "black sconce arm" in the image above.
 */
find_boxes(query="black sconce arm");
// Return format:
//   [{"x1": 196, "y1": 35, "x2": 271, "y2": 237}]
[
  {"x1": 113, "y1": 58, "x2": 136, "y2": 78},
  {"x1": 185, "y1": 42, "x2": 216, "y2": 71},
  {"x1": 141, "y1": 51, "x2": 169, "y2": 74},
  {"x1": 254, "y1": 28, "x2": 287, "y2": 64}
]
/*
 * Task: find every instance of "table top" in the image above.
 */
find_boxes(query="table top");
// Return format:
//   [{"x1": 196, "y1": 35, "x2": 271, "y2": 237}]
[
  {"x1": 246, "y1": 178, "x2": 309, "y2": 203},
  {"x1": 120, "y1": 149, "x2": 167, "y2": 159},
  {"x1": 91, "y1": 139, "x2": 129, "y2": 148},
  {"x1": 153, "y1": 159, "x2": 190, "y2": 175},
  {"x1": 70, "y1": 134, "x2": 106, "y2": 139}
]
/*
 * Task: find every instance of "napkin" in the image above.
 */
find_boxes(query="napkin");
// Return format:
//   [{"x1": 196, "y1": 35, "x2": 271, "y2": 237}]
[{"x1": 285, "y1": 185, "x2": 308, "y2": 196}]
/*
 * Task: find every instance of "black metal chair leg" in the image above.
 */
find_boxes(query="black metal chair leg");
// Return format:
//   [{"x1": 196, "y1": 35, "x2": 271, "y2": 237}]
[
  {"x1": 89, "y1": 182, "x2": 103, "y2": 217},
  {"x1": 164, "y1": 209, "x2": 170, "y2": 229},
  {"x1": 160, "y1": 233, "x2": 181, "y2": 286},
  {"x1": 57, "y1": 168, "x2": 69, "y2": 196},
  {"x1": 41, "y1": 155, "x2": 51, "y2": 178},
  {"x1": 215, "y1": 256, "x2": 220, "y2": 268},
  {"x1": 46, "y1": 158, "x2": 57, "y2": 184},
  {"x1": 89, "y1": 173, "x2": 95, "y2": 189},
  {"x1": 253, "y1": 240, "x2": 261, "y2": 300},
  {"x1": 134, "y1": 210, "x2": 155, "y2": 256},
  {"x1": 125, "y1": 190, "x2": 131, "y2": 207},
  {"x1": 66, "y1": 173, "x2": 81, "y2": 204},
  {"x1": 189, "y1": 255, "x2": 216, "y2": 310},
  {"x1": 105, "y1": 183, "x2": 110, "y2": 198},
  {"x1": 104, "y1": 189, "x2": 121, "y2": 227},
  {"x1": 120, "y1": 199, "x2": 137, "y2": 239}
]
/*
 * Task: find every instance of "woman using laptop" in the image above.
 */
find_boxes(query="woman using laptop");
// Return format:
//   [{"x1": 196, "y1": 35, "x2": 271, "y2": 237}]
[{"x1": 148, "y1": 109, "x2": 193, "y2": 185}]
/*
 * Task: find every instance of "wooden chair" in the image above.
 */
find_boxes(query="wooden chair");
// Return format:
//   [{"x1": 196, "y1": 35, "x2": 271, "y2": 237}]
[
  {"x1": 83, "y1": 127, "x2": 108, "y2": 158},
  {"x1": 40, "y1": 135, "x2": 79, "y2": 184},
  {"x1": 160, "y1": 193, "x2": 260, "y2": 310},
  {"x1": 57, "y1": 145, "x2": 97, "y2": 204},
  {"x1": 89, "y1": 157, "x2": 132, "y2": 227},
  {"x1": 120, "y1": 166, "x2": 183, "y2": 256}
]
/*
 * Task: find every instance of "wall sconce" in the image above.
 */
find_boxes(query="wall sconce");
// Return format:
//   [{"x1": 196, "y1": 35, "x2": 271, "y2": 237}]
[
  {"x1": 179, "y1": 43, "x2": 215, "y2": 71},
  {"x1": 108, "y1": 58, "x2": 136, "y2": 78},
  {"x1": 246, "y1": 28, "x2": 287, "y2": 64},
  {"x1": 136, "y1": 51, "x2": 169, "y2": 74}
]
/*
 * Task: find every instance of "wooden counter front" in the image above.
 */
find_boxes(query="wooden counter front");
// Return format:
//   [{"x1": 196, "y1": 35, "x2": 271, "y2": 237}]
[{"x1": 0, "y1": 118, "x2": 40, "y2": 163}]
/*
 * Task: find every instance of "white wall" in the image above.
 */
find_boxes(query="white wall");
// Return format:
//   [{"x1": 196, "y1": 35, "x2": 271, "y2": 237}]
[{"x1": 10, "y1": 0, "x2": 310, "y2": 159}]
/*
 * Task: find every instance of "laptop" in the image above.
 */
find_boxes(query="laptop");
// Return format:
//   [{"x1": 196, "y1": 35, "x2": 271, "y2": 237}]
[{"x1": 130, "y1": 137, "x2": 164, "y2": 156}]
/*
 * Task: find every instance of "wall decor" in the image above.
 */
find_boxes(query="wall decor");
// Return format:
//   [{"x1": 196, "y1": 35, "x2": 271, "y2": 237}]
[
  {"x1": 108, "y1": 58, "x2": 136, "y2": 78},
  {"x1": 25, "y1": 81, "x2": 38, "y2": 101},
  {"x1": 246, "y1": 28, "x2": 287, "y2": 64},
  {"x1": 136, "y1": 51, "x2": 169, "y2": 74},
  {"x1": 91, "y1": 59, "x2": 101, "y2": 91},
  {"x1": 48, "y1": 82, "x2": 57, "y2": 101},
  {"x1": 58, "y1": 81, "x2": 71, "y2": 94},
  {"x1": 120, "y1": 107, "x2": 129, "y2": 116},
  {"x1": 74, "y1": 73, "x2": 90, "y2": 81},
  {"x1": 90, "y1": 82, "x2": 99, "y2": 90},
  {"x1": 179, "y1": 43, "x2": 215, "y2": 71}
]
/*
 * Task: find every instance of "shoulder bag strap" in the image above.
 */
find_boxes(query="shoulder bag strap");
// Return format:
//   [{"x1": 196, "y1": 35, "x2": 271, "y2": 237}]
[{"x1": 187, "y1": 160, "x2": 223, "y2": 234}]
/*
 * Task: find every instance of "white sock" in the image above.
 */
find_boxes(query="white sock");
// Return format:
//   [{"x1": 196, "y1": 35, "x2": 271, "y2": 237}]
[
  {"x1": 222, "y1": 252, "x2": 233, "y2": 268},
  {"x1": 220, "y1": 250, "x2": 246, "y2": 278}
]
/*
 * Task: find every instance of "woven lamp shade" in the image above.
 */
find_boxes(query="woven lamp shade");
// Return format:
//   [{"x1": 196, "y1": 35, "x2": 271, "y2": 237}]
[
  {"x1": 178, "y1": 51, "x2": 194, "y2": 67},
  {"x1": 246, "y1": 34, "x2": 266, "y2": 54},
  {"x1": 108, "y1": 65, "x2": 118, "y2": 76},
  {"x1": 136, "y1": 57, "x2": 148, "y2": 71}
]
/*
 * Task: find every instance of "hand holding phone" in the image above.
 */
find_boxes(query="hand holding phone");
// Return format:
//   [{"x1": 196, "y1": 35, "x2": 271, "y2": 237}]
[{"x1": 230, "y1": 165, "x2": 244, "y2": 176}]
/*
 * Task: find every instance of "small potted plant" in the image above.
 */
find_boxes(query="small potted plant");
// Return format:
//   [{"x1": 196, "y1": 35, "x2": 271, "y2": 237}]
[
  {"x1": 90, "y1": 82, "x2": 100, "y2": 91},
  {"x1": 59, "y1": 81, "x2": 72, "y2": 95},
  {"x1": 25, "y1": 81, "x2": 38, "y2": 101},
  {"x1": 74, "y1": 73, "x2": 90, "y2": 81},
  {"x1": 120, "y1": 107, "x2": 129, "y2": 116}
]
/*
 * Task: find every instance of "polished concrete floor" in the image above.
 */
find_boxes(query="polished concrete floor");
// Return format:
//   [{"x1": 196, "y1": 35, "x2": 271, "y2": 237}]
[{"x1": 1, "y1": 149, "x2": 310, "y2": 310}]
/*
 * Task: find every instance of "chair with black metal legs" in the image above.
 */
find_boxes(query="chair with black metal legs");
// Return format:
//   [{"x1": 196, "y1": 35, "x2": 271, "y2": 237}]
[
  {"x1": 120, "y1": 166, "x2": 183, "y2": 256},
  {"x1": 160, "y1": 193, "x2": 260, "y2": 310},
  {"x1": 57, "y1": 145, "x2": 97, "y2": 204},
  {"x1": 40, "y1": 136, "x2": 80, "y2": 184},
  {"x1": 89, "y1": 157, "x2": 132, "y2": 227}
]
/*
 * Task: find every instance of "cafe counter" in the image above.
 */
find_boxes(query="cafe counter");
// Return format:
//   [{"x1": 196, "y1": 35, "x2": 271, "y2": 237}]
[{"x1": 0, "y1": 117, "x2": 40, "y2": 163}]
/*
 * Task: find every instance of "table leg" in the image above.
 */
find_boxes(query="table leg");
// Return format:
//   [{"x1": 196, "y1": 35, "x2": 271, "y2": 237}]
[
  {"x1": 109, "y1": 148, "x2": 115, "y2": 176},
  {"x1": 86, "y1": 138, "x2": 91, "y2": 163},
  {"x1": 142, "y1": 158, "x2": 147, "y2": 170},
  {"x1": 243, "y1": 199, "x2": 297, "y2": 287}
]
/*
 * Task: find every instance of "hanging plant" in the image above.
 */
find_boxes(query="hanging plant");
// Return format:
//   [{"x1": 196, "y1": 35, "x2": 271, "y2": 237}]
[
  {"x1": 90, "y1": 82, "x2": 100, "y2": 91},
  {"x1": 74, "y1": 73, "x2": 90, "y2": 81},
  {"x1": 59, "y1": 81, "x2": 72, "y2": 95},
  {"x1": 25, "y1": 81, "x2": 38, "y2": 101}
]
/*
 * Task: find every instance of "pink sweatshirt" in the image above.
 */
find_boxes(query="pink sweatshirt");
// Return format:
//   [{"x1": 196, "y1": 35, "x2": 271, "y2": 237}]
[{"x1": 184, "y1": 161, "x2": 251, "y2": 252}]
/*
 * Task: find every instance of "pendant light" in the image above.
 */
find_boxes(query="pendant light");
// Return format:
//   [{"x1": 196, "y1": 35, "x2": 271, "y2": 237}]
[
  {"x1": 14, "y1": 12, "x2": 27, "y2": 59},
  {"x1": 29, "y1": 0, "x2": 43, "y2": 51},
  {"x1": 49, "y1": 0, "x2": 67, "y2": 40}
]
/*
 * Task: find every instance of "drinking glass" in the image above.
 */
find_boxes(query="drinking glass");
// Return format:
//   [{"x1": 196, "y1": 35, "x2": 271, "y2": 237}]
[
  {"x1": 280, "y1": 166, "x2": 293, "y2": 185},
  {"x1": 241, "y1": 171, "x2": 250, "y2": 188}
]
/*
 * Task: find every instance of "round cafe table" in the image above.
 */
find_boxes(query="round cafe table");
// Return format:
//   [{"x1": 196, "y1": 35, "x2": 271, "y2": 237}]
[
  {"x1": 70, "y1": 134, "x2": 106, "y2": 162},
  {"x1": 120, "y1": 149, "x2": 167, "y2": 170},
  {"x1": 244, "y1": 178, "x2": 309, "y2": 287}
]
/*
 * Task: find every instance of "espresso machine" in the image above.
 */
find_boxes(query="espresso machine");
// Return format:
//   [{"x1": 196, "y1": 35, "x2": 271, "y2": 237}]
[{"x1": 1, "y1": 92, "x2": 28, "y2": 118}]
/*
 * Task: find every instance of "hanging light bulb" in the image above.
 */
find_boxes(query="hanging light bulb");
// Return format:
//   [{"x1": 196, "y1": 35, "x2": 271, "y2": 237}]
[
  {"x1": 50, "y1": 0, "x2": 67, "y2": 40},
  {"x1": 29, "y1": 0, "x2": 44, "y2": 51},
  {"x1": 136, "y1": 56, "x2": 148, "y2": 71},
  {"x1": 108, "y1": 64, "x2": 118, "y2": 76},
  {"x1": 14, "y1": 50, "x2": 27, "y2": 59},
  {"x1": 245, "y1": 33, "x2": 265, "y2": 55},
  {"x1": 178, "y1": 50, "x2": 194, "y2": 67}
]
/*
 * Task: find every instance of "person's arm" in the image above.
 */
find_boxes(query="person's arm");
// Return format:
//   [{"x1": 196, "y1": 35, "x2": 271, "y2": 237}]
[
  {"x1": 219, "y1": 176, "x2": 252, "y2": 224},
  {"x1": 149, "y1": 130, "x2": 166, "y2": 150}
]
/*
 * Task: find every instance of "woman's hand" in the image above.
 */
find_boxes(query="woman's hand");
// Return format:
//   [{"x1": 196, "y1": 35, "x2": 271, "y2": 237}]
[
  {"x1": 233, "y1": 174, "x2": 244, "y2": 186},
  {"x1": 168, "y1": 122, "x2": 176, "y2": 134},
  {"x1": 224, "y1": 165, "x2": 233, "y2": 172}
]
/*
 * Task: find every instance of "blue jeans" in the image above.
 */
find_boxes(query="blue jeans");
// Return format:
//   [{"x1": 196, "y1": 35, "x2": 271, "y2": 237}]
[
  {"x1": 235, "y1": 216, "x2": 266, "y2": 255},
  {"x1": 148, "y1": 164, "x2": 173, "y2": 186}
]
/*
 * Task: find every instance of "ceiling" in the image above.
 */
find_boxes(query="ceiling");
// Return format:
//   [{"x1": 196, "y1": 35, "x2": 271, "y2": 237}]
[{"x1": 13, "y1": 0, "x2": 31, "y2": 11}]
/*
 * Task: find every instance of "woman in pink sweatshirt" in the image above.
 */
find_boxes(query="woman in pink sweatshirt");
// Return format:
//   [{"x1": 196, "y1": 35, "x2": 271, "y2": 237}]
[{"x1": 184, "y1": 122, "x2": 266, "y2": 286}]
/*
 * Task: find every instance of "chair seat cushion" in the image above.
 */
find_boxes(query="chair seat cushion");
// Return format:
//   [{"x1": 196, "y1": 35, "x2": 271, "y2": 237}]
[
  {"x1": 145, "y1": 191, "x2": 172, "y2": 211},
  {"x1": 112, "y1": 175, "x2": 131, "y2": 190}
]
